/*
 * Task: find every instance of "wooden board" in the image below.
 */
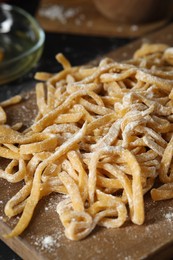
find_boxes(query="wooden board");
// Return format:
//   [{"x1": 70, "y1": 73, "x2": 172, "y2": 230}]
[
  {"x1": 1, "y1": 24, "x2": 173, "y2": 260},
  {"x1": 36, "y1": 0, "x2": 171, "y2": 38}
]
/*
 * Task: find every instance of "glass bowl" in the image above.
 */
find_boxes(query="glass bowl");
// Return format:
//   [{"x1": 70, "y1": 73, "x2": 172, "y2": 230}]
[{"x1": 0, "y1": 3, "x2": 45, "y2": 85}]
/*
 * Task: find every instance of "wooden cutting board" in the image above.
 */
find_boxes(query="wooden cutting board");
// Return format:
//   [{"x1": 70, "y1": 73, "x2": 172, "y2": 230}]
[
  {"x1": 36, "y1": 0, "x2": 171, "y2": 37},
  {"x1": 1, "y1": 24, "x2": 173, "y2": 260}
]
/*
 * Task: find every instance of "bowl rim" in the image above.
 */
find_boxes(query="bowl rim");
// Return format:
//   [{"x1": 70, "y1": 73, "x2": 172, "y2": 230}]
[{"x1": 0, "y1": 3, "x2": 45, "y2": 67}]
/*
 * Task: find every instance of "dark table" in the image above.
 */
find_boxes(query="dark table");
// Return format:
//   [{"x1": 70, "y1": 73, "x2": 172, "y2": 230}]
[{"x1": 0, "y1": 28, "x2": 131, "y2": 259}]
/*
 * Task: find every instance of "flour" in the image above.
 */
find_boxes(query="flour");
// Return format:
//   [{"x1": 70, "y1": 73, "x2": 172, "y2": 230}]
[
  {"x1": 32, "y1": 232, "x2": 62, "y2": 253},
  {"x1": 165, "y1": 212, "x2": 173, "y2": 221},
  {"x1": 39, "y1": 5, "x2": 81, "y2": 24},
  {"x1": 41, "y1": 236, "x2": 55, "y2": 249}
]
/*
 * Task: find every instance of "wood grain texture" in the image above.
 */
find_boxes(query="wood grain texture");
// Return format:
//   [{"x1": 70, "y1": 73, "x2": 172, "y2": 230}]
[
  {"x1": 36, "y1": 0, "x2": 171, "y2": 37},
  {"x1": 1, "y1": 24, "x2": 173, "y2": 260}
]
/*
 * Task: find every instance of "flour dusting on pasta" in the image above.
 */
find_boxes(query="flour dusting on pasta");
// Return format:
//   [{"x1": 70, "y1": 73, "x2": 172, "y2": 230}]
[{"x1": 0, "y1": 43, "x2": 173, "y2": 240}]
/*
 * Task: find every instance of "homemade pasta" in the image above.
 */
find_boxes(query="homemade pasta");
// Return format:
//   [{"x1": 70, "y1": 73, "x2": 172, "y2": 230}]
[{"x1": 1, "y1": 43, "x2": 173, "y2": 240}]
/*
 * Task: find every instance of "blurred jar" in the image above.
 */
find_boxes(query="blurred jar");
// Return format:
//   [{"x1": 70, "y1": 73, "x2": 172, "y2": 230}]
[{"x1": 93, "y1": 0, "x2": 173, "y2": 24}]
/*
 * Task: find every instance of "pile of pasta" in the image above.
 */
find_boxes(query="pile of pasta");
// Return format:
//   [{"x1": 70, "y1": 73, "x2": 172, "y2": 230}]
[{"x1": 1, "y1": 43, "x2": 173, "y2": 241}]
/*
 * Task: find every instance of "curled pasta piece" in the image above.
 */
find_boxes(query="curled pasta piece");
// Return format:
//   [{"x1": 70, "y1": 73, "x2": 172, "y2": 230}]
[
  {"x1": 0, "y1": 106, "x2": 6, "y2": 124},
  {"x1": 90, "y1": 190, "x2": 127, "y2": 228},
  {"x1": 0, "y1": 159, "x2": 26, "y2": 183},
  {"x1": 151, "y1": 183, "x2": 173, "y2": 201},
  {"x1": 56, "y1": 53, "x2": 71, "y2": 69},
  {"x1": 67, "y1": 151, "x2": 88, "y2": 202},
  {"x1": 20, "y1": 135, "x2": 59, "y2": 154},
  {"x1": 0, "y1": 95, "x2": 22, "y2": 107},
  {"x1": 57, "y1": 199, "x2": 93, "y2": 240},
  {"x1": 88, "y1": 146, "x2": 144, "y2": 225},
  {"x1": 159, "y1": 135, "x2": 173, "y2": 183},
  {"x1": 59, "y1": 171, "x2": 84, "y2": 212},
  {"x1": 133, "y1": 43, "x2": 168, "y2": 59},
  {"x1": 4, "y1": 181, "x2": 32, "y2": 217}
]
